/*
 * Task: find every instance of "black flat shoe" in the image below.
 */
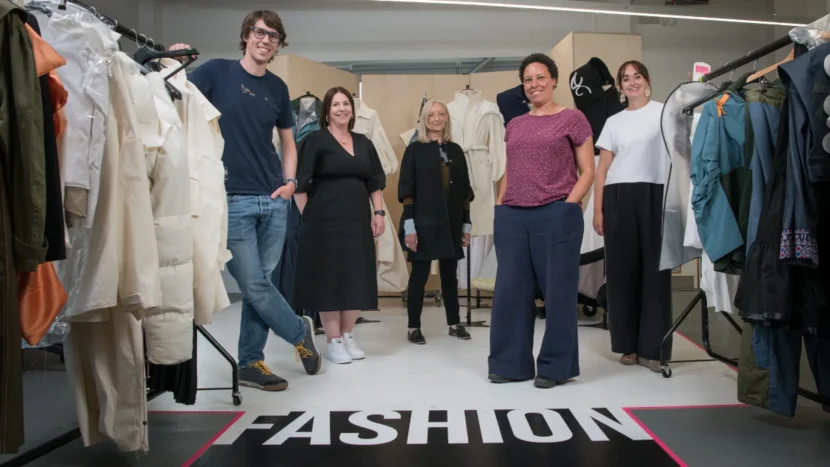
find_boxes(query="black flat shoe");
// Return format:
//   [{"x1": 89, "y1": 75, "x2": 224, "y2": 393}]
[
  {"x1": 488, "y1": 373, "x2": 531, "y2": 384},
  {"x1": 449, "y1": 325, "x2": 471, "y2": 340},
  {"x1": 408, "y1": 329, "x2": 426, "y2": 345},
  {"x1": 534, "y1": 376, "x2": 566, "y2": 389}
]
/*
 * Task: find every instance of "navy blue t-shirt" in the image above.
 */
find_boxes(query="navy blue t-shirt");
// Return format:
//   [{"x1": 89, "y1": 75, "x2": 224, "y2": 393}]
[{"x1": 189, "y1": 59, "x2": 295, "y2": 195}]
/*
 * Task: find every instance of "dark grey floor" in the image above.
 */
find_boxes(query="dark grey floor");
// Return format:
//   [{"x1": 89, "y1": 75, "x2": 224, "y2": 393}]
[{"x1": 1, "y1": 291, "x2": 827, "y2": 467}]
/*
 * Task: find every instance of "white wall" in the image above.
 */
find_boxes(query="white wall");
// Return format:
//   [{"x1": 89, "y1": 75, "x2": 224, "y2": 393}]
[{"x1": 139, "y1": 0, "x2": 790, "y2": 102}]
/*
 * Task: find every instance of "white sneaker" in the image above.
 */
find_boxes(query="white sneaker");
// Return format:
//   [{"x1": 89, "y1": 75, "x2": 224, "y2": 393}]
[
  {"x1": 343, "y1": 333, "x2": 365, "y2": 360},
  {"x1": 327, "y1": 338, "x2": 352, "y2": 364}
]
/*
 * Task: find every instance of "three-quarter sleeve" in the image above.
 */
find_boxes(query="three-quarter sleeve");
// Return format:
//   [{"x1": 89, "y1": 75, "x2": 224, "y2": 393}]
[
  {"x1": 365, "y1": 139, "x2": 387, "y2": 194},
  {"x1": 295, "y1": 132, "x2": 318, "y2": 194}
]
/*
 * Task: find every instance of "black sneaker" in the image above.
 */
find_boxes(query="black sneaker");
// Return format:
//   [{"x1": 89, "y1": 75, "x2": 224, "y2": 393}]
[
  {"x1": 239, "y1": 361, "x2": 288, "y2": 391},
  {"x1": 449, "y1": 325, "x2": 471, "y2": 340},
  {"x1": 408, "y1": 329, "x2": 426, "y2": 345},
  {"x1": 295, "y1": 316, "x2": 322, "y2": 375},
  {"x1": 488, "y1": 373, "x2": 531, "y2": 384}
]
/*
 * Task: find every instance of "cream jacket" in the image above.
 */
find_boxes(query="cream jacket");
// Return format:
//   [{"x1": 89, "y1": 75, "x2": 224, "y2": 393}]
[
  {"x1": 446, "y1": 91, "x2": 506, "y2": 236},
  {"x1": 142, "y1": 72, "x2": 195, "y2": 366},
  {"x1": 354, "y1": 99, "x2": 407, "y2": 292},
  {"x1": 64, "y1": 52, "x2": 161, "y2": 455},
  {"x1": 162, "y1": 59, "x2": 231, "y2": 325}
]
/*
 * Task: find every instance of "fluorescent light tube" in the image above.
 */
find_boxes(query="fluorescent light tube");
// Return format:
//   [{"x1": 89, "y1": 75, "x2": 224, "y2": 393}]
[{"x1": 371, "y1": 0, "x2": 806, "y2": 27}]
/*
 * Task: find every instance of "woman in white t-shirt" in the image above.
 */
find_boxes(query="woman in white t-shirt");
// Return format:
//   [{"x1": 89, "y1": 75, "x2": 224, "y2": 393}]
[{"x1": 593, "y1": 61, "x2": 672, "y2": 373}]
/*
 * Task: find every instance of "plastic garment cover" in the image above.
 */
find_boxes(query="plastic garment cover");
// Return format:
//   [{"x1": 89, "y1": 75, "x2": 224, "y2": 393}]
[
  {"x1": 33, "y1": 4, "x2": 116, "y2": 227},
  {"x1": 24, "y1": 6, "x2": 119, "y2": 348},
  {"x1": 658, "y1": 81, "x2": 717, "y2": 271},
  {"x1": 790, "y1": 14, "x2": 830, "y2": 50}
]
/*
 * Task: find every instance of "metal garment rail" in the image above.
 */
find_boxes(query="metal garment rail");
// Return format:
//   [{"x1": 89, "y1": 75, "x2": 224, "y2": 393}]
[
  {"x1": 0, "y1": 325, "x2": 240, "y2": 467},
  {"x1": 1, "y1": 4, "x2": 240, "y2": 466},
  {"x1": 668, "y1": 34, "x2": 828, "y2": 407},
  {"x1": 657, "y1": 290, "x2": 829, "y2": 407}
]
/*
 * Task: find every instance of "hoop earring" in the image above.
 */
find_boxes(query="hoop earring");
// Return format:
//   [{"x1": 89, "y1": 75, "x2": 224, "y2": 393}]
[{"x1": 646, "y1": 87, "x2": 651, "y2": 98}]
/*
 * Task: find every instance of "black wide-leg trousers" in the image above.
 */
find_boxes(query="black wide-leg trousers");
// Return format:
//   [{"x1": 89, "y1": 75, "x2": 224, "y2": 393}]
[{"x1": 603, "y1": 182, "x2": 673, "y2": 361}]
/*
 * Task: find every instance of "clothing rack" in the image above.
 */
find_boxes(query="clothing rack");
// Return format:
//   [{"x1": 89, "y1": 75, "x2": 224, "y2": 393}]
[
  {"x1": 463, "y1": 246, "x2": 489, "y2": 327},
  {"x1": 662, "y1": 36, "x2": 828, "y2": 408},
  {"x1": 1, "y1": 4, "x2": 240, "y2": 466},
  {"x1": 681, "y1": 35, "x2": 793, "y2": 115}
]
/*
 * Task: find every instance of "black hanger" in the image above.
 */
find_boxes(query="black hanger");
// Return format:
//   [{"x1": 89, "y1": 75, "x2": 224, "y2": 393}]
[
  {"x1": 302, "y1": 90, "x2": 319, "y2": 100},
  {"x1": 25, "y1": 2, "x2": 54, "y2": 16}
]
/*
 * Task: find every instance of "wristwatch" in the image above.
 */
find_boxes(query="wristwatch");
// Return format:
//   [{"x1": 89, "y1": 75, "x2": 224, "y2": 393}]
[
  {"x1": 374, "y1": 210, "x2": 386, "y2": 217},
  {"x1": 285, "y1": 178, "x2": 298, "y2": 187}
]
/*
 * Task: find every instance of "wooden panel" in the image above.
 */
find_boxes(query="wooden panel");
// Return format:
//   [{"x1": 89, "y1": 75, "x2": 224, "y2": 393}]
[
  {"x1": 362, "y1": 74, "x2": 469, "y2": 291},
  {"x1": 573, "y1": 32, "x2": 643, "y2": 93},
  {"x1": 267, "y1": 54, "x2": 360, "y2": 99},
  {"x1": 549, "y1": 32, "x2": 575, "y2": 109},
  {"x1": 470, "y1": 70, "x2": 521, "y2": 102}
]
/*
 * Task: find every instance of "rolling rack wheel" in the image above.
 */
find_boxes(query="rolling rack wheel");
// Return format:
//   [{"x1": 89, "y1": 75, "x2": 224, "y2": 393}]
[
  {"x1": 401, "y1": 291, "x2": 408, "y2": 304},
  {"x1": 435, "y1": 295, "x2": 443, "y2": 306},
  {"x1": 582, "y1": 305, "x2": 597, "y2": 318},
  {"x1": 661, "y1": 367, "x2": 672, "y2": 378},
  {"x1": 233, "y1": 393, "x2": 243, "y2": 406}
]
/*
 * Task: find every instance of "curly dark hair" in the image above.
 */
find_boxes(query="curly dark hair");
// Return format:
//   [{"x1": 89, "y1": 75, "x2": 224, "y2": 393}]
[
  {"x1": 321, "y1": 87, "x2": 356, "y2": 131},
  {"x1": 239, "y1": 10, "x2": 288, "y2": 63},
  {"x1": 519, "y1": 53, "x2": 559, "y2": 82}
]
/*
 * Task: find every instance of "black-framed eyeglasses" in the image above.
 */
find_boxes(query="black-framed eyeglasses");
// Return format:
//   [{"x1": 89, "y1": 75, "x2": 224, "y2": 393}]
[{"x1": 251, "y1": 26, "x2": 283, "y2": 44}]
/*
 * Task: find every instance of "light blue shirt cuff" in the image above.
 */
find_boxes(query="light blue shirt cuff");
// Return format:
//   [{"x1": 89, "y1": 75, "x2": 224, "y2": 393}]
[
  {"x1": 404, "y1": 219, "x2": 417, "y2": 236},
  {"x1": 462, "y1": 223, "x2": 472, "y2": 234}
]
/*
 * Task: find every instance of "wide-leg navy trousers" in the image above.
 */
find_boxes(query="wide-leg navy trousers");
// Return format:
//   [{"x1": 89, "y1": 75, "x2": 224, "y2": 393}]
[{"x1": 488, "y1": 200, "x2": 583, "y2": 381}]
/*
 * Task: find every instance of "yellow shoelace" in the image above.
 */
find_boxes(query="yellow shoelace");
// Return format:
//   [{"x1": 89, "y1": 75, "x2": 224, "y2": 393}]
[
  {"x1": 252, "y1": 361, "x2": 274, "y2": 375},
  {"x1": 295, "y1": 342, "x2": 313, "y2": 362}
]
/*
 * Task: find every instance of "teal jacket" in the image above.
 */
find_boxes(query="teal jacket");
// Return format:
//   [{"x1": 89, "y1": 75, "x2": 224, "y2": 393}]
[{"x1": 690, "y1": 77, "x2": 748, "y2": 264}]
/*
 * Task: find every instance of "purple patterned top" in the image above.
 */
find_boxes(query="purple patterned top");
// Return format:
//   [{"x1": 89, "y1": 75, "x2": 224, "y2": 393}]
[{"x1": 502, "y1": 109, "x2": 593, "y2": 207}]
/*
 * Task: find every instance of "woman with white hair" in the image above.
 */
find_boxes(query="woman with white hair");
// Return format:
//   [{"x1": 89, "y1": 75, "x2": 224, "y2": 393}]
[{"x1": 398, "y1": 99, "x2": 475, "y2": 345}]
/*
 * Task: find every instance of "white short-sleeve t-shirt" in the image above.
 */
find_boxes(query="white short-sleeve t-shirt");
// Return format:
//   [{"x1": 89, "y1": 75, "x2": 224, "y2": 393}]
[{"x1": 595, "y1": 100, "x2": 670, "y2": 186}]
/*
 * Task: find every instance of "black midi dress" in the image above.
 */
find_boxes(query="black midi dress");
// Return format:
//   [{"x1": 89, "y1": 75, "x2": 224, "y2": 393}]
[{"x1": 293, "y1": 129, "x2": 387, "y2": 313}]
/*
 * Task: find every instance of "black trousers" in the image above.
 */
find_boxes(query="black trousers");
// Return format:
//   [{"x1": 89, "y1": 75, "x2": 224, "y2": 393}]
[
  {"x1": 407, "y1": 259, "x2": 460, "y2": 328},
  {"x1": 604, "y1": 183, "x2": 673, "y2": 361}
]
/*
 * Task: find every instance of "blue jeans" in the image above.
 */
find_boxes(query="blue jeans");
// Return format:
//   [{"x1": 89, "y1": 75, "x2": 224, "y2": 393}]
[{"x1": 226, "y1": 195, "x2": 307, "y2": 368}]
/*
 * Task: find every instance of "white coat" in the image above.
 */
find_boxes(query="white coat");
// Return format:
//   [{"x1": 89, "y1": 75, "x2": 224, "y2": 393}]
[
  {"x1": 354, "y1": 99, "x2": 407, "y2": 292},
  {"x1": 162, "y1": 59, "x2": 232, "y2": 325},
  {"x1": 446, "y1": 90, "x2": 506, "y2": 237},
  {"x1": 141, "y1": 72, "x2": 196, "y2": 365},
  {"x1": 64, "y1": 52, "x2": 162, "y2": 455}
]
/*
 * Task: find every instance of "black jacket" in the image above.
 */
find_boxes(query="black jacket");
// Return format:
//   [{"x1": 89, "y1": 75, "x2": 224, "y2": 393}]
[
  {"x1": 398, "y1": 141, "x2": 473, "y2": 262},
  {"x1": 569, "y1": 58, "x2": 625, "y2": 154}
]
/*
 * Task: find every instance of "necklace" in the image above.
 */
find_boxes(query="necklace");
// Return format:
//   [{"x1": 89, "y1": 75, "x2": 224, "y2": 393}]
[{"x1": 329, "y1": 126, "x2": 350, "y2": 146}]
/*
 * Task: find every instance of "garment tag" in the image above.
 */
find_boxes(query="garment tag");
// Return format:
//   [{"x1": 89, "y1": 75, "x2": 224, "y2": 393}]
[{"x1": 692, "y1": 62, "x2": 711, "y2": 81}]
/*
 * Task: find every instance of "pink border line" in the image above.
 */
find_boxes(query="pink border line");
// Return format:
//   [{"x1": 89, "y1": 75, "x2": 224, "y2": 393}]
[
  {"x1": 675, "y1": 330, "x2": 739, "y2": 373},
  {"x1": 168, "y1": 410, "x2": 245, "y2": 467},
  {"x1": 623, "y1": 407, "x2": 688, "y2": 467}
]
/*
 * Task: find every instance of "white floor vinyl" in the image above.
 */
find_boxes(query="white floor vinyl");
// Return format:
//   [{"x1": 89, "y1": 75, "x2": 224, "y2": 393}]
[{"x1": 148, "y1": 300, "x2": 741, "y2": 415}]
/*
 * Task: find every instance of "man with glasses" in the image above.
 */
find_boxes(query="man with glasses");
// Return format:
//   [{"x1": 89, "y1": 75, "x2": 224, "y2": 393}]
[{"x1": 170, "y1": 10, "x2": 321, "y2": 392}]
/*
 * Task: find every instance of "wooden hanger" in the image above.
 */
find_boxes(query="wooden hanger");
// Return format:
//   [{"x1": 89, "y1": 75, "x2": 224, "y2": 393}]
[{"x1": 747, "y1": 49, "x2": 794, "y2": 83}]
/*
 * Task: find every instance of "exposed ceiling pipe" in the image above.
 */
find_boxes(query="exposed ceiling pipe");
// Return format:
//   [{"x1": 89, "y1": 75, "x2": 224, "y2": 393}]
[{"x1": 467, "y1": 57, "x2": 494, "y2": 74}]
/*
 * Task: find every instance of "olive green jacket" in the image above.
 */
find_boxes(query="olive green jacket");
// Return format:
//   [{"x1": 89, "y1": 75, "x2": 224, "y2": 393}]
[{"x1": 0, "y1": 0, "x2": 48, "y2": 273}]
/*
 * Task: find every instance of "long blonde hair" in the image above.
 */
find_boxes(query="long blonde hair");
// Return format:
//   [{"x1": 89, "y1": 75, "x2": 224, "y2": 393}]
[{"x1": 416, "y1": 99, "x2": 452, "y2": 144}]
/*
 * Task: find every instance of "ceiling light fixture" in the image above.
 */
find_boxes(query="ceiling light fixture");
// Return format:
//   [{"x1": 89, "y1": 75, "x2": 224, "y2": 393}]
[{"x1": 371, "y1": 0, "x2": 806, "y2": 27}]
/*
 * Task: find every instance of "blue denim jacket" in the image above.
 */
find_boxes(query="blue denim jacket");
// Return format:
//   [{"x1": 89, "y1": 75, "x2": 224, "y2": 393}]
[{"x1": 690, "y1": 80, "x2": 747, "y2": 263}]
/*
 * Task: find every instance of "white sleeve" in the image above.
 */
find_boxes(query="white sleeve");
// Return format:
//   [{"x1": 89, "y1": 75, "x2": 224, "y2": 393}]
[
  {"x1": 595, "y1": 118, "x2": 615, "y2": 153},
  {"x1": 487, "y1": 112, "x2": 506, "y2": 182}
]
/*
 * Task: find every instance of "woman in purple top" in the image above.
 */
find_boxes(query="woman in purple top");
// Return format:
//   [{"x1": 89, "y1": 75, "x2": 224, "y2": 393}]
[{"x1": 488, "y1": 53, "x2": 595, "y2": 389}]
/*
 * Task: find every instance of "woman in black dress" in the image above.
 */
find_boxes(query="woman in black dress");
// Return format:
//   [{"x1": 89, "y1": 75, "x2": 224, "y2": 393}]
[
  {"x1": 398, "y1": 99, "x2": 474, "y2": 345},
  {"x1": 293, "y1": 87, "x2": 387, "y2": 365}
]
